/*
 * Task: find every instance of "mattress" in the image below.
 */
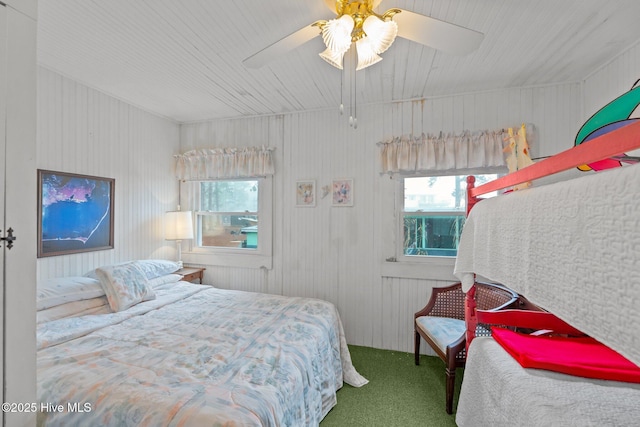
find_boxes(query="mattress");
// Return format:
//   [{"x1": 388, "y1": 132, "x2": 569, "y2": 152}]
[
  {"x1": 456, "y1": 337, "x2": 640, "y2": 427},
  {"x1": 37, "y1": 282, "x2": 366, "y2": 426}
]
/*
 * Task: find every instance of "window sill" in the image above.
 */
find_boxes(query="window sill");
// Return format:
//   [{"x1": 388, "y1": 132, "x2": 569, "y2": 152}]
[
  {"x1": 182, "y1": 251, "x2": 272, "y2": 270},
  {"x1": 380, "y1": 258, "x2": 457, "y2": 281}
]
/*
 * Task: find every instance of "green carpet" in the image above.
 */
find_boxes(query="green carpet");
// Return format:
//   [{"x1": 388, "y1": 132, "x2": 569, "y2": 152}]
[{"x1": 321, "y1": 345, "x2": 462, "y2": 427}]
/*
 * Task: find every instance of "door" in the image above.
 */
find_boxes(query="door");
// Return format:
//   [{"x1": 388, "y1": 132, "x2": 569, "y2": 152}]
[
  {"x1": 2, "y1": 2, "x2": 37, "y2": 425},
  {"x1": 0, "y1": 2, "x2": 7, "y2": 411}
]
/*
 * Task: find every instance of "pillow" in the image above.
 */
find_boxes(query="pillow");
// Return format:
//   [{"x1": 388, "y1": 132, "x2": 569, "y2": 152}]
[
  {"x1": 37, "y1": 297, "x2": 110, "y2": 324},
  {"x1": 133, "y1": 259, "x2": 180, "y2": 279},
  {"x1": 492, "y1": 327, "x2": 640, "y2": 383},
  {"x1": 95, "y1": 262, "x2": 156, "y2": 312},
  {"x1": 85, "y1": 259, "x2": 180, "y2": 281},
  {"x1": 37, "y1": 277, "x2": 105, "y2": 310},
  {"x1": 147, "y1": 273, "x2": 183, "y2": 289}
]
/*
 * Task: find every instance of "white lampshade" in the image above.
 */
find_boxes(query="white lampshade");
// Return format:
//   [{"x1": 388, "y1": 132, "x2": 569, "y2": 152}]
[
  {"x1": 362, "y1": 15, "x2": 398, "y2": 54},
  {"x1": 165, "y1": 211, "x2": 194, "y2": 241}
]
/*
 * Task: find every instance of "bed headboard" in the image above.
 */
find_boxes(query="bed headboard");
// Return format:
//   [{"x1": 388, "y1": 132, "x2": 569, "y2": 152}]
[{"x1": 455, "y1": 121, "x2": 640, "y2": 365}]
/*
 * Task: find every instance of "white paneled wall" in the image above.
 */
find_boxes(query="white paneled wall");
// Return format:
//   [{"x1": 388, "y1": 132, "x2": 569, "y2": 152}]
[
  {"x1": 37, "y1": 68, "x2": 180, "y2": 280},
  {"x1": 34, "y1": 42, "x2": 639, "y2": 353},
  {"x1": 179, "y1": 83, "x2": 585, "y2": 352},
  {"x1": 583, "y1": 40, "x2": 640, "y2": 117}
]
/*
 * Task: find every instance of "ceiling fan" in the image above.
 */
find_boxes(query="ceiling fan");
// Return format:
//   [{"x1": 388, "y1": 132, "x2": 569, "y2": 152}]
[{"x1": 243, "y1": 0, "x2": 484, "y2": 70}]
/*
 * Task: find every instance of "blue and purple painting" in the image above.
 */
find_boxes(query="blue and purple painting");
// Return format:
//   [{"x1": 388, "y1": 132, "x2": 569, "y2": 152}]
[{"x1": 38, "y1": 170, "x2": 114, "y2": 257}]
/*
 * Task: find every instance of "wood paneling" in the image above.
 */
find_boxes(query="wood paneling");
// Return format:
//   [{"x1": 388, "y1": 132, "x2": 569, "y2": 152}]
[
  {"x1": 179, "y1": 82, "x2": 585, "y2": 352},
  {"x1": 583, "y1": 41, "x2": 640, "y2": 118},
  {"x1": 36, "y1": 0, "x2": 640, "y2": 123},
  {"x1": 36, "y1": 68, "x2": 180, "y2": 280},
  {"x1": 34, "y1": 38, "x2": 640, "y2": 353}
]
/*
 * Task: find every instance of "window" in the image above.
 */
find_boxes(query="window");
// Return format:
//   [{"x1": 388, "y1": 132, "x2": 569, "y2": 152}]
[
  {"x1": 196, "y1": 179, "x2": 260, "y2": 250},
  {"x1": 402, "y1": 174, "x2": 499, "y2": 258}
]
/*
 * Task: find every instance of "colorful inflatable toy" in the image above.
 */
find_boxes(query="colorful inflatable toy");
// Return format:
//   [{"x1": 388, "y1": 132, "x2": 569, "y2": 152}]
[{"x1": 575, "y1": 79, "x2": 640, "y2": 171}]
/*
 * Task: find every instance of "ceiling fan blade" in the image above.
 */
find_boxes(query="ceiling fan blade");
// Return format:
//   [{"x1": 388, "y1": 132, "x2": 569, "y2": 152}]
[
  {"x1": 243, "y1": 24, "x2": 321, "y2": 68},
  {"x1": 394, "y1": 9, "x2": 484, "y2": 55},
  {"x1": 323, "y1": 0, "x2": 337, "y2": 13}
]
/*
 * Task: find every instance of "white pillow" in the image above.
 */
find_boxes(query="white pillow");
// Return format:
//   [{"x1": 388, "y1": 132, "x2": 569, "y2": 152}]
[
  {"x1": 95, "y1": 262, "x2": 156, "y2": 312},
  {"x1": 86, "y1": 259, "x2": 180, "y2": 281},
  {"x1": 37, "y1": 297, "x2": 110, "y2": 323},
  {"x1": 147, "y1": 273, "x2": 183, "y2": 289},
  {"x1": 133, "y1": 259, "x2": 180, "y2": 279},
  {"x1": 37, "y1": 277, "x2": 105, "y2": 310}
]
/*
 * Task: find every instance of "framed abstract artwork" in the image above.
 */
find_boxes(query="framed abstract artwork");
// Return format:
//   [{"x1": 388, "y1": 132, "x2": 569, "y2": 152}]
[
  {"x1": 37, "y1": 170, "x2": 115, "y2": 257},
  {"x1": 332, "y1": 178, "x2": 353, "y2": 207},
  {"x1": 295, "y1": 180, "x2": 316, "y2": 207}
]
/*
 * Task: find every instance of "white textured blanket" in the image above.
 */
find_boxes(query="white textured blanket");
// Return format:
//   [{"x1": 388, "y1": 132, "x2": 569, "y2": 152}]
[
  {"x1": 454, "y1": 163, "x2": 640, "y2": 366},
  {"x1": 457, "y1": 338, "x2": 640, "y2": 427}
]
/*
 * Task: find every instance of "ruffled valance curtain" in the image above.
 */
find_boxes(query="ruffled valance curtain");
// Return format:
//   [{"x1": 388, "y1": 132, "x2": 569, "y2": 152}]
[
  {"x1": 378, "y1": 130, "x2": 507, "y2": 175},
  {"x1": 174, "y1": 146, "x2": 275, "y2": 180}
]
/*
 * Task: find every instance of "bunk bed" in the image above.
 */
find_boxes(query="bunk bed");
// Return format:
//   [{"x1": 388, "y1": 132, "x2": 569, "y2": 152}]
[{"x1": 453, "y1": 121, "x2": 640, "y2": 426}]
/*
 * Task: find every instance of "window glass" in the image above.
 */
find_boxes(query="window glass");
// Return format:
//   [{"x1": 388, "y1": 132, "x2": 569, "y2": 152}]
[
  {"x1": 197, "y1": 180, "x2": 259, "y2": 249},
  {"x1": 200, "y1": 181, "x2": 258, "y2": 212},
  {"x1": 402, "y1": 174, "x2": 499, "y2": 257}
]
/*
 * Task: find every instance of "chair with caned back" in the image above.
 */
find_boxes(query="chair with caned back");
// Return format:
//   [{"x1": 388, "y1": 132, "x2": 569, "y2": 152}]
[{"x1": 414, "y1": 282, "x2": 518, "y2": 414}]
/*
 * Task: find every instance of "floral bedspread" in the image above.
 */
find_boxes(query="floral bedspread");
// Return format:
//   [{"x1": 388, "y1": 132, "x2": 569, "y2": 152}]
[{"x1": 37, "y1": 283, "x2": 366, "y2": 426}]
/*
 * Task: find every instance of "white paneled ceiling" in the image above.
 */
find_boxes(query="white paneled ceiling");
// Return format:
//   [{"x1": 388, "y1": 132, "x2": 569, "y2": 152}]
[{"x1": 37, "y1": 0, "x2": 640, "y2": 123}]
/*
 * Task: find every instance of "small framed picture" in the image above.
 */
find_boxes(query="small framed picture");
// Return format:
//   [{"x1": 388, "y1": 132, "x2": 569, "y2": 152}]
[
  {"x1": 295, "y1": 180, "x2": 316, "y2": 207},
  {"x1": 332, "y1": 179, "x2": 353, "y2": 207}
]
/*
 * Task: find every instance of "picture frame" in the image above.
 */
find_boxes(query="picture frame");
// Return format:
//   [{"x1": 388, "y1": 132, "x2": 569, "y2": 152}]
[
  {"x1": 295, "y1": 180, "x2": 316, "y2": 207},
  {"x1": 37, "y1": 169, "x2": 115, "y2": 258},
  {"x1": 332, "y1": 178, "x2": 353, "y2": 207}
]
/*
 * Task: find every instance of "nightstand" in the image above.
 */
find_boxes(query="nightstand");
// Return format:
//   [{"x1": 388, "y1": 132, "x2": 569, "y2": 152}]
[{"x1": 176, "y1": 267, "x2": 206, "y2": 284}]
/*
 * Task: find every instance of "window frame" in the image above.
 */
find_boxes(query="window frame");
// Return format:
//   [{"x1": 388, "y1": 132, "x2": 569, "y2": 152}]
[
  {"x1": 184, "y1": 177, "x2": 273, "y2": 269},
  {"x1": 396, "y1": 172, "x2": 502, "y2": 263}
]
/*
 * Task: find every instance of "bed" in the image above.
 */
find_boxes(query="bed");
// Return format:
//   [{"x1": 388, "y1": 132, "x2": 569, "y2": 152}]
[
  {"x1": 36, "y1": 260, "x2": 367, "y2": 426},
  {"x1": 452, "y1": 121, "x2": 640, "y2": 425}
]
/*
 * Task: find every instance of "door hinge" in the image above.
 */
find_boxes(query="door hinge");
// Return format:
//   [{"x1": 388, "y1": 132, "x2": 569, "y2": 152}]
[{"x1": 1, "y1": 228, "x2": 16, "y2": 249}]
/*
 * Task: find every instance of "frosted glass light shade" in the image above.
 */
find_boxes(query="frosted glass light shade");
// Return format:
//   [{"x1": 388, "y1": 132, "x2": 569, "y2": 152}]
[
  {"x1": 319, "y1": 47, "x2": 345, "y2": 69},
  {"x1": 355, "y1": 38, "x2": 382, "y2": 70},
  {"x1": 322, "y1": 15, "x2": 354, "y2": 55},
  {"x1": 165, "y1": 211, "x2": 194, "y2": 240},
  {"x1": 362, "y1": 15, "x2": 398, "y2": 54}
]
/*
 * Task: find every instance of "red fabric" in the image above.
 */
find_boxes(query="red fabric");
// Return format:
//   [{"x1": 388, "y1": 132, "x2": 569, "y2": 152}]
[{"x1": 492, "y1": 327, "x2": 640, "y2": 383}]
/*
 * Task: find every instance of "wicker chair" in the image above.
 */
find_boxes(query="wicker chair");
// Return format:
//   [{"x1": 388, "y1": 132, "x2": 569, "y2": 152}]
[{"x1": 414, "y1": 282, "x2": 518, "y2": 414}]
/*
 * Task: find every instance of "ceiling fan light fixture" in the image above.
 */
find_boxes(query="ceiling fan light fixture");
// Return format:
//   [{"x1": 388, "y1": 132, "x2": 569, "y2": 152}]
[
  {"x1": 244, "y1": 1, "x2": 484, "y2": 128},
  {"x1": 319, "y1": 47, "x2": 345, "y2": 69},
  {"x1": 321, "y1": 14, "x2": 355, "y2": 55},
  {"x1": 362, "y1": 15, "x2": 398, "y2": 54},
  {"x1": 355, "y1": 37, "x2": 382, "y2": 70}
]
